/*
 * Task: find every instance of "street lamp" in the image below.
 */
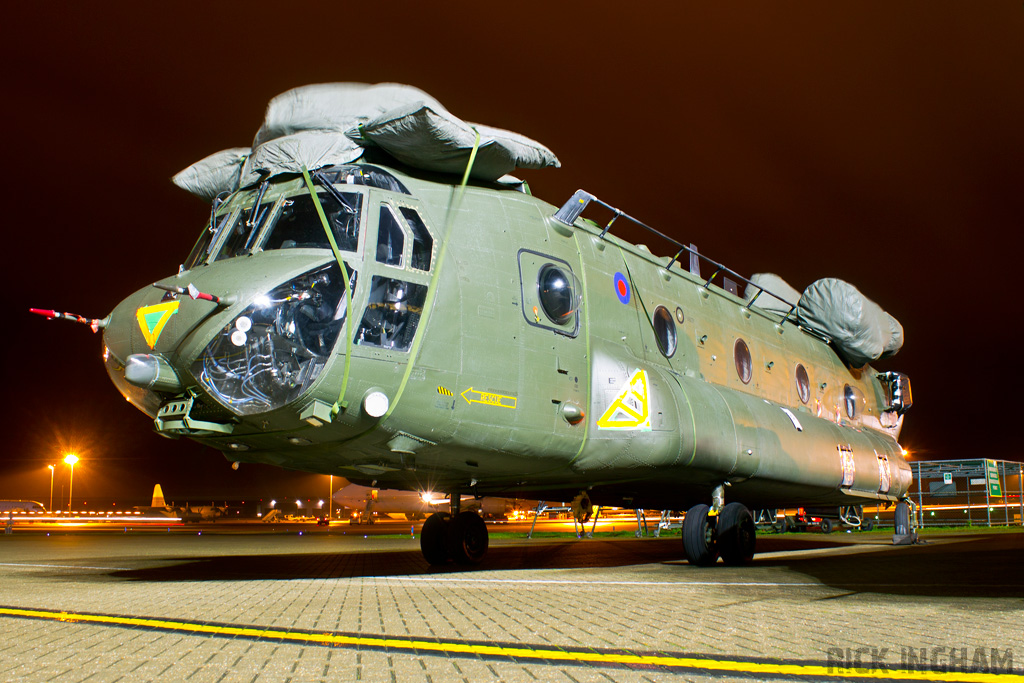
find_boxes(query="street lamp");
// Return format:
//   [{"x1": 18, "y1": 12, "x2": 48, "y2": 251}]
[
  {"x1": 48, "y1": 465, "x2": 55, "y2": 512},
  {"x1": 64, "y1": 454, "x2": 79, "y2": 510}
]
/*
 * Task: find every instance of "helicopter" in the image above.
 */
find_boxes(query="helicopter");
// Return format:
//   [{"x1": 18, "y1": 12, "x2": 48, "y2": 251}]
[{"x1": 33, "y1": 83, "x2": 914, "y2": 566}]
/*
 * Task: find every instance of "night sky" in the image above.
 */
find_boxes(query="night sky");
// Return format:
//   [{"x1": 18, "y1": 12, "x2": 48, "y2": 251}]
[{"x1": 2, "y1": 2, "x2": 1022, "y2": 507}]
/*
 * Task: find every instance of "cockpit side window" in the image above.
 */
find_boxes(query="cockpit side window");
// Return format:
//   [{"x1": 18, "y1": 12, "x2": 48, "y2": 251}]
[
  {"x1": 376, "y1": 205, "x2": 405, "y2": 267},
  {"x1": 215, "y1": 201, "x2": 273, "y2": 261},
  {"x1": 354, "y1": 276, "x2": 428, "y2": 352},
  {"x1": 261, "y1": 191, "x2": 362, "y2": 253},
  {"x1": 400, "y1": 207, "x2": 433, "y2": 271},
  {"x1": 184, "y1": 210, "x2": 234, "y2": 270}
]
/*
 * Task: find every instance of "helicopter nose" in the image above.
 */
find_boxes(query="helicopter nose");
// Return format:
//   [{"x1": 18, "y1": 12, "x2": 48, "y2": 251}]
[{"x1": 124, "y1": 354, "x2": 183, "y2": 393}]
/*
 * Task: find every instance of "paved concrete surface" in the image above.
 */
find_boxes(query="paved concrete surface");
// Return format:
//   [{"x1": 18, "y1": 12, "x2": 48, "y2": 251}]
[{"x1": 0, "y1": 529, "x2": 1022, "y2": 682}]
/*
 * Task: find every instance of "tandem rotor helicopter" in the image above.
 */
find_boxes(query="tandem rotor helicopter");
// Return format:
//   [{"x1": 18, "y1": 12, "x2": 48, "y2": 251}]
[{"x1": 33, "y1": 83, "x2": 914, "y2": 566}]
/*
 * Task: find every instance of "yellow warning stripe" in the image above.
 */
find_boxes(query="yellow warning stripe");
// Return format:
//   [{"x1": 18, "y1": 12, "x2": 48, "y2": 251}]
[{"x1": 0, "y1": 606, "x2": 1018, "y2": 682}]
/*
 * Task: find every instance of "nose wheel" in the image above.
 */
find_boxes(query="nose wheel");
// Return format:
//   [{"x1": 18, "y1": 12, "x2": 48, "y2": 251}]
[
  {"x1": 683, "y1": 501, "x2": 757, "y2": 566},
  {"x1": 420, "y1": 511, "x2": 489, "y2": 566}
]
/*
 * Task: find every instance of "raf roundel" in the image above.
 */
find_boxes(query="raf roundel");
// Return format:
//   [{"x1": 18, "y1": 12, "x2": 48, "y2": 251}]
[{"x1": 613, "y1": 272, "x2": 631, "y2": 304}]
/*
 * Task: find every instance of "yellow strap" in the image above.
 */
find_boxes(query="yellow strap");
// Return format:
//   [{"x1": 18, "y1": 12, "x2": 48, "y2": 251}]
[
  {"x1": 301, "y1": 166, "x2": 354, "y2": 415},
  {"x1": 382, "y1": 130, "x2": 480, "y2": 421}
]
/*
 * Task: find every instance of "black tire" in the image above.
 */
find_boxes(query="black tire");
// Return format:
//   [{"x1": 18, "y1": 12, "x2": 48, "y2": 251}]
[
  {"x1": 446, "y1": 511, "x2": 489, "y2": 564},
  {"x1": 420, "y1": 512, "x2": 450, "y2": 565},
  {"x1": 820, "y1": 517, "x2": 833, "y2": 534},
  {"x1": 776, "y1": 516, "x2": 789, "y2": 534},
  {"x1": 718, "y1": 502, "x2": 756, "y2": 566},
  {"x1": 683, "y1": 504, "x2": 718, "y2": 566},
  {"x1": 894, "y1": 501, "x2": 911, "y2": 536},
  {"x1": 861, "y1": 520, "x2": 874, "y2": 532}
]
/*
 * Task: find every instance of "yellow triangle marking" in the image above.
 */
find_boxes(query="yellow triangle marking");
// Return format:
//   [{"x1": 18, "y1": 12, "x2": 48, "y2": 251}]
[
  {"x1": 597, "y1": 369, "x2": 651, "y2": 430},
  {"x1": 135, "y1": 301, "x2": 180, "y2": 349}
]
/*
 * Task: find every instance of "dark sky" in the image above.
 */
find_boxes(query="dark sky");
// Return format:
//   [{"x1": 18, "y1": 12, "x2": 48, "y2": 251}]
[{"x1": 2, "y1": 2, "x2": 1022, "y2": 506}]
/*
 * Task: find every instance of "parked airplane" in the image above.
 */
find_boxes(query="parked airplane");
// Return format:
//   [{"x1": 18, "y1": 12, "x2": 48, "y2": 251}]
[
  {"x1": 132, "y1": 484, "x2": 224, "y2": 521},
  {"x1": 34, "y1": 83, "x2": 914, "y2": 566},
  {"x1": 332, "y1": 479, "x2": 510, "y2": 523},
  {"x1": 0, "y1": 501, "x2": 46, "y2": 513}
]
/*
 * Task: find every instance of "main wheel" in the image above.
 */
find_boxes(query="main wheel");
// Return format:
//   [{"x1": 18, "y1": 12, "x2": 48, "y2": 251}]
[
  {"x1": 683, "y1": 504, "x2": 718, "y2": 566},
  {"x1": 717, "y1": 502, "x2": 756, "y2": 566},
  {"x1": 420, "y1": 512, "x2": 450, "y2": 565},
  {"x1": 446, "y1": 511, "x2": 489, "y2": 564},
  {"x1": 894, "y1": 501, "x2": 911, "y2": 536}
]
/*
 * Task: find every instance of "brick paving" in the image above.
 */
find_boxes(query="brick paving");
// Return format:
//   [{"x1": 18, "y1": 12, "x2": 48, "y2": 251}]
[{"x1": 0, "y1": 529, "x2": 1021, "y2": 681}]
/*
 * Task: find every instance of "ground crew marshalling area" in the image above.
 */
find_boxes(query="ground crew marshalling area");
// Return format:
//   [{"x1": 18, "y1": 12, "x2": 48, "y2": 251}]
[{"x1": 1, "y1": 527, "x2": 1022, "y2": 683}]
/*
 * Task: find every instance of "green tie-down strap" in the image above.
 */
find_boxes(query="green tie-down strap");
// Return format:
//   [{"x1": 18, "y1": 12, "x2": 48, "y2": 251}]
[
  {"x1": 381, "y1": 129, "x2": 480, "y2": 422},
  {"x1": 301, "y1": 166, "x2": 353, "y2": 417}
]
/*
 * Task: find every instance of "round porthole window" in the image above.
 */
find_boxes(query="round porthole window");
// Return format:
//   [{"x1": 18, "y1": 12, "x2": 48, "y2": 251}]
[
  {"x1": 653, "y1": 306, "x2": 677, "y2": 357},
  {"x1": 675, "y1": 307, "x2": 685, "y2": 324},
  {"x1": 734, "y1": 338, "x2": 752, "y2": 384},
  {"x1": 795, "y1": 364, "x2": 810, "y2": 404},
  {"x1": 537, "y1": 264, "x2": 577, "y2": 325},
  {"x1": 844, "y1": 384, "x2": 858, "y2": 418}
]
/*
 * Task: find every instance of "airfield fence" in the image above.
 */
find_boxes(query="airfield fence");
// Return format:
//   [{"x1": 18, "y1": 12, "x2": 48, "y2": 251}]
[{"x1": 902, "y1": 458, "x2": 1023, "y2": 528}]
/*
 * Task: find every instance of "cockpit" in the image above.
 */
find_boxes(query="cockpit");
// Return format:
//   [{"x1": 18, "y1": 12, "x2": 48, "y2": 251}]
[{"x1": 107, "y1": 163, "x2": 438, "y2": 424}]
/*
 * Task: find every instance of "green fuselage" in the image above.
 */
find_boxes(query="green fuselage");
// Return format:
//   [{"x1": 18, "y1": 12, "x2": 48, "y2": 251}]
[{"x1": 102, "y1": 162, "x2": 911, "y2": 511}]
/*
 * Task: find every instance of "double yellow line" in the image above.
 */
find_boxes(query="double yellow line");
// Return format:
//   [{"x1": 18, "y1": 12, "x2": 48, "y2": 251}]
[{"x1": 0, "y1": 606, "x2": 1017, "y2": 682}]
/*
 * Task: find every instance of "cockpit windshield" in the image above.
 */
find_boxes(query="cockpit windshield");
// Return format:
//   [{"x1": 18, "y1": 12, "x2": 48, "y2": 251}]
[
  {"x1": 194, "y1": 261, "x2": 358, "y2": 415},
  {"x1": 260, "y1": 191, "x2": 362, "y2": 253},
  {"x1": 184, "y1": 210, "x2": 233, "y2": 271},
  {"x1": 215, "y1": 200, "x2": 273, "y2": 261}
]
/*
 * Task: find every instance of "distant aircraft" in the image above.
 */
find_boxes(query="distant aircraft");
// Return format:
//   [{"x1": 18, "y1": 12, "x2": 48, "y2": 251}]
[
  {"x1": 36, "y1": 82, "x2": 915, "y2": 567},
  {"x1": 132, "y1": 484, "x2": 224, "y2": 522},
  {"x1": 0, "y1": 501, "x2": 46, "y2": 514},
  {"x1": 332, "y1": 479, "x2": 510, "y2": 524},
  {"x1": 132, "y1": 484, "x2": 177, "y2": 518}
]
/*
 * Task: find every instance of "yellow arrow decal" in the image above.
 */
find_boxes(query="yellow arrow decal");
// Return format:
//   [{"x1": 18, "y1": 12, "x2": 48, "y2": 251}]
[{"x1": 461, "y1": 388, "x2": 517, "y2": 409}]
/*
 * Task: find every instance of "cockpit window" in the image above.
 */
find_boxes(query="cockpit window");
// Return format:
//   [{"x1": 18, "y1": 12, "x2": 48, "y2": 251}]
[
  {"x1": 317, "y1": 164, "x2": 411, "y2": 195},
  {"x1": 376, "y1": 205, "x2": 405, "y2": 267},
  {"x1": 400, "y1": 207, "x2": 433, "y2": 271},
  {"x1": 260, "y1": 191, "x2": 362, "y2": 253},
  {"x1": 215, "y1": 200, "x2": 273, "y2": 261},
  {"x1": 194, "y1": 262, "x2": 358, "y2": 415},
  {"x1": 354, "y1": 276, "x2": 428, "y2": 352},
  {"x1": 184, "y1": 211, "x2": 233, "y2": 270}
]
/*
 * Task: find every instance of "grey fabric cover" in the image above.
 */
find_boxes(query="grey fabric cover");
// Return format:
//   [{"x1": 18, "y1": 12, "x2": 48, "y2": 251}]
[
  {"x1": 745, "y1": 273, "x2": 801, "y2": 316},
  {"x1": 171, "y1": 148, "x2": 249, "y2": 202},
  {"x1": 352, "y1": 102, "x2": 559, "y2": 180},
  {"x1": 797, "y1": 278, "x2": 904, "y2": 367},
  {"x1": 173, "y1": 83, "x2": 559, "y2": 199}
]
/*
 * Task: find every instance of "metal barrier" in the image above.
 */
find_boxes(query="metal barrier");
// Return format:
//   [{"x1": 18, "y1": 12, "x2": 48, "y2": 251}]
[{"x1": 904, "y1": 459, "x2": 1024, "y2": 528}]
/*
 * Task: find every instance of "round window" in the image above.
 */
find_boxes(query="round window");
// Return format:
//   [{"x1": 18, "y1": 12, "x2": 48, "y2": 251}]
[
  {"x1": 844, "y1": 384, "x2": 858, "y2": 418},
  {"x1": 653, "y1": 306, "x2": 677, "y2": 357},
  {"x1": 537, "y1": 264, "x2": 576, "y2": 325},
  {"x1": 795, "y1": 364, "x2": 810, "y2": 404},
  {"x1": 675, "y1": 307, "x2": 685, "y2": 324},
  {"x1": 734, "y1": 338, "x2": 752, "y2": 384}
]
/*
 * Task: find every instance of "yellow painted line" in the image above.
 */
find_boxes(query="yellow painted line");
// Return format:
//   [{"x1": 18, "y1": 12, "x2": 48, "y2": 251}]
[{"x1": 0, "y1": 606, "x2": 1018, "y2": 682}]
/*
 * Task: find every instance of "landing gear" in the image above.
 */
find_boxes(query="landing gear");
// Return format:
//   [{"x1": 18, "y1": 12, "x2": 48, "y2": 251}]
[
  {"x1": 419, "y1": 510, "x2": 489, "y2": 566},
  {"x1": 683, "y1": 499, "x2": 758, "y2": 566},
  {"x1": 420, "y1": 512, "x2": 450, "y2": 565},
  {"x1": 447, "y1": 511, "x2": 489, "y2": 564},
  {"x1": 892, "y1": 500, "x2": 917, "y2": 545},
  {"x1": 683, "y1": 504, "x2": 718, "y2": 566},
  {"x1": 717, "y1": 502, "x2": 756, "y2": 565}
]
